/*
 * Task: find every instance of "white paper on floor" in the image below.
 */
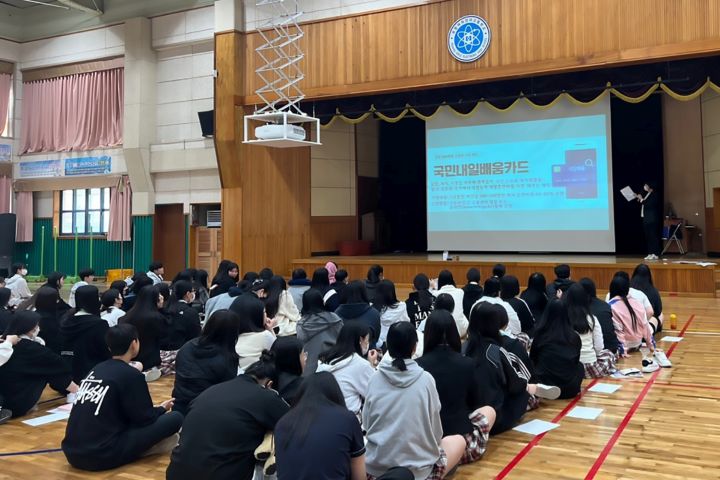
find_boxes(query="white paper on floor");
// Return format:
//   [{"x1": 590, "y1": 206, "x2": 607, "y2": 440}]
[
  {"x1": 22, "y1": 412, "x2": 70, "y2": 426},
  {"x1": 512, "y1": 419, "x2": 560, "y2": 435},
  {"x1": 660, "y1": 336, "x2": 684, "y2": 342},
  {"x1": 47, "y1": 403, "x2": 73, "y2": 414},
  {"x1": 567, "y1": 406, "x2": 604, "y2": 420},
  {"x1": 588, "y1": 383, "x2": 622, "y2": 394}
]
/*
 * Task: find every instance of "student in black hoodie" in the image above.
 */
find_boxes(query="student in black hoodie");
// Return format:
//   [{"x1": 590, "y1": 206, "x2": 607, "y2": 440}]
[
  {"x1": 60, "y1": 285, "x2": 111, "y2": 384},
  {"x1": 271, "y1": 336, "x2": 306, "y2": 406},
  {"x1": 0, "y1": 287, "x2": 12, "y2": 333},
  {"x1": 324, "y1": 269, "x2": 349, "y2": 312},
  {"x1": 167, "y1": 350, "x2": 290, "y2": 480},
  {"x1": 62, "y1": 324, "x2": 183, "y2": 471},
  {"x1": 365, "y1": 264, "x2": 384, "y2": 304},
  {"x1": 160, "y1": 280, "x2": 202, "y2": 375},
  {"x1": 462, "y1": 268, "x2": 484, "y2": 320},
  {"x1": 520, "y1": 273, "x2": 548, "y2": 324},
  {"x1": 335, "y1": 280, "x2": 382, "y2": 348},
  {"x1": 36, "y1": 286, "x2": 64, "y2": 355},
  {"x1": 405, "y1": 273, "x2": 436, "y2": 329},
  {"x1": 120, "y1": 285, "x2": 167, "y2": 377},
  {"x1": 500, "y1": 275, "x2": 536, "y2": 336},
  {"x1": 579, "y1": 278, "x2": 619, "y2": 354},
  {"x1": 546, "y1": 264, "x2": 574, "y2": 299},
  {"x1": 172, "y1": 310, "x2": 240, "y2": 415},
  {"x1": 0, "y1": 311, "x2": 78, "y2": 417}
]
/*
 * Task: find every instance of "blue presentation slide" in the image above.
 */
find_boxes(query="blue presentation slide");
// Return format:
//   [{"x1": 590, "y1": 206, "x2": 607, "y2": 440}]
[{"x1": 426, "y1": 114, "x2": 610, "y2": 232}]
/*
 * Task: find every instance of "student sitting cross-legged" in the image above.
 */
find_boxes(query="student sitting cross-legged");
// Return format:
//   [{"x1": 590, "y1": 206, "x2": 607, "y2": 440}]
[{"x1": 62, "y1": 324, "x2": 183, "y2": 471}]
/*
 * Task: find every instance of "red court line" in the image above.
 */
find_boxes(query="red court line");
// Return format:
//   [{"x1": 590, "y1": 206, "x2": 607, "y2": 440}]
[
  {"x1": 494, "y1": 379, "x2": 599, "y2": 479},
  {"x1": 652, "y1": 381, "x2": 720, "y2": 392},
  {"x1": 583, "y1": 314, "x2": 695, "y2": 480}
]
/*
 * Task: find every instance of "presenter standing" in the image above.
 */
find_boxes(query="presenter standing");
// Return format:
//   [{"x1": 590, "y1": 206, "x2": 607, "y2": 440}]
[{"x1": 637, "y1": 182, "x2": 661, "y2": 260}]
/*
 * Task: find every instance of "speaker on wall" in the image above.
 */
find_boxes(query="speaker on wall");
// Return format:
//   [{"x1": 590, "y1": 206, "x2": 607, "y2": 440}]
[
  {"x1": 198, "y1": 110, "x2": 214, "y2": 138},
  {"x1": 0, "y1": 213, "x2": 16, "y2": 278}
]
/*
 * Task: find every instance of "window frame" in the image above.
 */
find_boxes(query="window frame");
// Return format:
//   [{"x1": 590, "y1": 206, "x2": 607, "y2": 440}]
[{"x1": 59, "y1": 187, "x2": 111, "y2": 237}]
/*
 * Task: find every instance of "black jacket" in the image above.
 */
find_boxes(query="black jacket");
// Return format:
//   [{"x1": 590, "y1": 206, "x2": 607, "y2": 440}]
[
  {"x1": 161, "y1": 302, "x2": 202, "y2": 351},
  {"x1": 0, "y1": 338, "x2": 72, "y2": 417},
  {"x1": 507, "y1": 297, "x2": 536, "y2": 335},
  {"x1": 276, "y1": 372, "x2": 303, "y2": 407},
  {"x1": 364, "y1": 281, "x2": 380, "y2": 304},
  {"x1": 640, "y1": 190, "x2": 661, "y2": 223},
  {"x1": 520, "y1": 289, "x2": 548, "y2": 324},
  {"x1": 546, "y1": 278, "x2": 574, "y2": 299},
  {"x1": 122, "y1": 312, "x2": 166, "y2": 369},
  {"x1": 0, "y1": 307, "x2": 12, "y2": 333},
  {"x1": 501, "y1": 335, "x2": 535, "y2": 381},
  {"x1": 462, "y1": 283, "x2": 484, "y2": 319},
  {"x1": 172, "y1": 339, "x2": 238, "y2": 415},
  {"x1": 335, "y1": 303, "x2": 382, "y2": 347},
  {"x1": 211, "y1": 278, "x2": 237, "y2": 298},
  {"x1": 405, "y1": 291, "x2": 435, "y2": 329},
  {"x1": 38, "y1": 309, "x2": 62, "y2": 355},
  {"x1": 530, "y1": 335, "x2": 583, "y2": 399},
  {"x1": 417, "y1": 346, "x2": 481, "y2": 436},
  {"x1": 589, "y1": 297, "x2": 619, "y2": 354},
  {"x1": 324, "y1": 283, "x2": 347, "y2": 313},
  {"x1": 60, "y1": 313, "x2": 111, "y2": 383}
]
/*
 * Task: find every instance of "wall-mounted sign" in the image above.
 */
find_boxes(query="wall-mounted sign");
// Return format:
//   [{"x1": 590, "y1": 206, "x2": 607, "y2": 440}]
[
  {"x1": 448, "y1": 15, "x2": 491, "y2": 63},
  {"x1": 65, "y1": 156, "x2": 112, "y2": 176},
  {"x1": 18, "y1": 159, "x2": 62, "y2": 178},
  {"x1": 0, "y1": 144, "x2": 10, "y2": 162}
]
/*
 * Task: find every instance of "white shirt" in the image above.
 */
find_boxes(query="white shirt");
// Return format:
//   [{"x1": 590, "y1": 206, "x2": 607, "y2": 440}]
[
  {"x1": 147, "y1": 271, "x2": 164, "y2": 285},
  {"x1": 579, "y1": 314, "x2": 605, "y2": 364},
  {"x1": 101, "y1": 306, "x2": 126, "y2": 327},
  {"x1": 68, "y1": 281, "x2": 88, "y2": 308},
  {"x1": 235, "y1": 330, "x2": 276, "y2": 370},
  {"x1": 0, "y1": 339, "x2": 13, "y2": 367},
  {"x1": 431, "y1": 285, "x2": 469, "y2": 337},
  {"x1": 474, "y1": 296, "x2": 522, "y2": 336},
  {"x1": 377, "y1": 302, "x2": 411, "y2": 346}
]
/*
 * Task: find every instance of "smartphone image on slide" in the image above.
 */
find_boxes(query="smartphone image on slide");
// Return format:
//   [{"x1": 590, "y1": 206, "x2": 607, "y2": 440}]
[{"x1": 551, "y1": 149, "x2": 598, "y2": 199}]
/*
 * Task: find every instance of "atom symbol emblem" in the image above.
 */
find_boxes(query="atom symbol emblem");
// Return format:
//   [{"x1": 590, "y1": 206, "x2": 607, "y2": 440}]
[{"x1": 456, "y1": 24, "x2": 483, "y2": 53}]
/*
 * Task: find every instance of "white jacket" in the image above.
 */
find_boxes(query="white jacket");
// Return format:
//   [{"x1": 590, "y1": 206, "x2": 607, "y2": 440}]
[
  {"x1": 101, "y1": 306, "x2": 126, "y2": 327},
  {"x1": 317, "y1": 353, "x2": 374, "y2": 415},
  {"x1": 6, "y1": 274, "x2": 31, "y2": 307},
  {"x1": 475, "y1": 296, "x2": 522, "y2": 336},
  {"x1": 579, "y1": 314, "x2": 604, "y2": 364},
  {"x1": 431, "y1": 285, "x2": 469, "y2": 337},
  {"x1": 68, "y1": 281, "x2": 88, "y2": 308},
  {"x1": 378, "y1": 302, "x2": 411, "y2": 345},
  {"x1": 273, "y1": 290, "x2": 301, "y2": 337},
  {"x1": 147, "y1": 271, "x2": 164, "y2": 285},
  {"x1": 0, "y1": 339, "x2": 13, "y2": 367},
  {"x1": 236, "y1": 330, "x2": 276, "y2": 370}
]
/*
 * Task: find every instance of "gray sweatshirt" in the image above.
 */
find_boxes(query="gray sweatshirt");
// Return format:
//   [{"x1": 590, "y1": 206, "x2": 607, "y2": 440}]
[
  {"x1": 296, "y1": 311, "x2": 343, "y2": 374},
  {"x1": 362, "y1": 359, "x2": 443, "y2": 480}
]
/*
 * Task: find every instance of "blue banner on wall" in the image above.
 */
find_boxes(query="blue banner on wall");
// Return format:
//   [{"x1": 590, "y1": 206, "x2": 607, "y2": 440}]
[
  {"x1": 64, "y1": 156, "x2": 112, "y2": 176},
  {"x1": 19, "y1": 159, "x2": 63, "y2": 178},
  {"x1": 0, "y1": 144, "x2": 11, "y2": 162}
]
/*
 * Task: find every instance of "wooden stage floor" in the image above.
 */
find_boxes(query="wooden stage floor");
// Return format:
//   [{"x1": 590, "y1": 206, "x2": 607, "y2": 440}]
[
  {"x1": 1, "y1": 295, "x2": 719, "y2": 479},
  {"x1": 292, "y1": 254, "x2": 719, "y2": 297}
]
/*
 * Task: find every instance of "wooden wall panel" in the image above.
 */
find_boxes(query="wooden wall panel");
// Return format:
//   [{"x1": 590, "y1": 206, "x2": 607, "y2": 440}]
[
  {"x1": 310, "y1": 216, "x2": 358, "y2": 253},
  {"x1": 239, "y1": 0, "x2": 720, "y2": 102}
]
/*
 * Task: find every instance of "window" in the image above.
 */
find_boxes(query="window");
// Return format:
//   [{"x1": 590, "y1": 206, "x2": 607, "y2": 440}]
[{"x1": 60, "y1": 188, "x2": 110, "y2": 235}]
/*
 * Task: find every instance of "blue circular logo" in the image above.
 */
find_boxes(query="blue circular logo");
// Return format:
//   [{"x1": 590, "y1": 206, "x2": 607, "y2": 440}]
[{"x1": 448, "y1": 15, "x2": 491, "y2": 63}]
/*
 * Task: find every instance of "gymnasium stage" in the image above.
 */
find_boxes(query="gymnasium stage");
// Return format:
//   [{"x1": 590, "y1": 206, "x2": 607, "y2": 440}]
[{"x1": 291, "y1": 253, "x2": 719, "y2": 297}]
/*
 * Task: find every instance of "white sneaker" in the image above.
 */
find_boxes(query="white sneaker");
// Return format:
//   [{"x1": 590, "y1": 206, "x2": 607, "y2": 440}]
[
  {"x1": 651, "y1": 254, "x2": 659, "y2": 260},
  {"x1": 644, "y1": 254, "x2": 653, "y2": 260},
  {"x1": 641, "y1": 357, "x2": 660, "y2": 373},
  {"x1": 653, "y1": 350, "x2": 672, "y2": 368},
  {"x1": 534, "y1": 384, "x2": 561, "y2": 400},
  {"x1": 144, "y1": 367, "x2": 162, "y2": 383}
]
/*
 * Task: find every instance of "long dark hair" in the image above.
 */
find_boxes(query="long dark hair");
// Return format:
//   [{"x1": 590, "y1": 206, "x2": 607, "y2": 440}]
[
  {"x1": 500, "y1": 275, "x2": 520, "y2": 301},
  {"x1": 264, "y1": 275, "x2": 287, "y2": 318},
  {"x1": 230, "y1": 294, "x2": 266, "y2": 334},
  {"x1": 121, "y1": 285, "x2": 165, "y2": 328},
  {"x1": 631, "y1": 264, "x2": 655, "y2": 292},
  {"x1": 278, "y1": 372, "x2": 346, "y2": 448},
  {"x1": 437, "y1": 270, "x2": 455, "y2": 289},
  {"x1": 271, "y1": 336, "x2": 304, "y2": 377},
  {"x1": 211, "y1": 260, "x2": 232, "y2": 285},
  {"x1": 212, "y1": 261, "x2": 239, "y2": 287},
  {"x1": 129, "y1": 274, "x2": 153, "y2": 295},
  {"x1": 609, "y1": 275, "x2": 638, "y2": 330},
  {"x1": 35, "y1": 286, "x2": 60, "y2": 313},
  {"x1": 195, "y1": 270, "x2": 209, "y2": 290},
  {"x1": 367, "y1": 264, "x2": 383, "y2": 284},
  {"x1": 45, "y1": 272, "x2": 66, "y2": 290},
  {"x1": 483, "y1": 277, "x2": 501, "y2": 297},
  {"x1": 423, "y1": 310, "x2": 461, "y2": 354},
  {"x1": 434, "y1": 293, "x2": 455, "y2": 313},
  {"x1": 386, "y1": 321, "x2": 417, "y2": 372},
  {"x1": 200, "y1": 310, "x2": 240, "y2": 362},
  {"x1": 167, "y1": 280, "x2": 194, "y2": 317},
  {"x1": 301, "y1": 288, "x2": 325, "y2": 316},
  {"x1": 342, "y1": 280, "x2": 369, "y2": 304},
  {"x1": 532, "y1": 299, "x2": 580, "y2": 350},
  {"x1": 526, "y1": 273, "x2": 547, "y2": 294},
  {"x1": 311, "y1": 268, "x2": 330, "y2": 293},
  {"x1": 72, "y1": 285, "x2": 101, "y2": 316},
  {"x1": 465, "y1": 302, "x2": 506, "y2": 358},
  {"x1": 564, "y1": 283, "x2": 592, "y2": 334},
  {"x1": 101, "y1": 289, "x2": 122, "y2": 312},
  {"x1": 411, "y1": 273, "x2": 435, "y2": 310},
  {"x1": 373, "y1": 280, "x2": 400, "y2": 311},
  {"x1": 319, "y1": 322, "x2": 370, "y2": 365}
]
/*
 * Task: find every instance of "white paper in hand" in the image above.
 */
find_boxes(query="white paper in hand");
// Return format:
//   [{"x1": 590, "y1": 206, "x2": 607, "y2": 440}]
[
  {"x1": 512, "y1": 419, "x2": 560, "y2": 435},
  {"x1": 620, "y1": 186, "x2": 636, "y2": 202}
]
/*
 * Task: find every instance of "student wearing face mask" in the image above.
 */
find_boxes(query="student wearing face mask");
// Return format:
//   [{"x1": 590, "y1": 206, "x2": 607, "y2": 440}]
[
  {"x1": 159, "y1": 281, "x2": 202, "y2": 375},
  {"x1": 0, "y1": 311, "x2": 79, "y2": 417},
  {"x1": 6, "y1": 263, "x2": 31, "y2": 308}
]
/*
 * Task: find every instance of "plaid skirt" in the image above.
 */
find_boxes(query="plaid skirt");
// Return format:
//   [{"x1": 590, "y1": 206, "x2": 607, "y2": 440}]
[
  {"x1": 367, "y1": 449, "x2": 447, "y2": 480},
  {"x1": 160, "y1": 350, "x2": 178, "y2": 376},
  {"x1": 460, "y1": 409, "x2": 491, "y2": 464},
  {"x1": 583, "y1": 349, "x2": 617, "y2": 379}
]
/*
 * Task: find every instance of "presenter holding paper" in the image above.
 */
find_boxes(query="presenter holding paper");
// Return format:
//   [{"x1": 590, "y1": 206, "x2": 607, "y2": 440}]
[{"x1": 636, "y1": 182, "x2": 661, "y2": 260}]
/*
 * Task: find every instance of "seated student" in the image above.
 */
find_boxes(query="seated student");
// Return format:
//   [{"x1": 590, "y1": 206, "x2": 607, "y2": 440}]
[
  {"x1": 271, "y1": 337, "x2": 305, "y2": 406},
  {"x1": 373, "y1": 280, "x2": 411, "y2": 346},
  {"x1": 317, "y1": 322, "x2": 378, "y2": 421},
  {"x1": 579, "y1": 278, "x2": 619, "y2": 354},
  {"x1": 311, "y1": 268, "x2": 332, "y2": 298},
  {"x1": 604, "y1": 271, "x2": 655, "y2": 324},
  {"x1": 520, "y1": 273, "x2": 548, "y2": 324},
  {"x1": 287, "y1": 268, "x2": 312, "y2": 312},
  {"x1": 476, "y1": 277, "x2": 522, "y2": 337},
  {"x1": 110, "y1": 280, "x2": 128, "y2": 297},
  {"x1": 259, "y1": 267, "x2": 275, "y2": 282},
  {"x1": 364, "y1": 265, "x2": 384, "y2": 304},
  {"x1": 0, "y1": 333, "x2": 19, "y2": 423},
  {"x1": 160, "y1": 281, "x2": 202, "y2": 375},
  {"x1": 6, "y1": 262, "x2": 31, "y2": 308},
  {"x1": 405, "y1": 273, "x2": 436, "y2": 329},
  {"x1": 492, "y1": 264, "x2": 506, "y2": 279},
  {"x1": 465, "y1": 303, "x2": 559, "y2": 435},
  {"x1": 120, "y1": 285, "x2": 167, "y2": 380},
  {"x1": 265, "y1": 276, "x2": 301, "y2": 337},
  {"x1": 60, "y1": 285, "x2": 111, "y2": 384},
  {"x1": 100, "y1": 289, "x2": 126, "y2": 327},
  {"x1": 497, "y1": 308, "x2": 535, "y2": 381},
  {"x1": 462, "y1": 268, "x2": 484, "y2": 320},
  {"x1": 363, "y1": 322, "x2": 466, "y2": 480},
  {"x1": 231, "y1": 294, "x2": 277, "y2": 370},
  {"x1": 62, "y1": 324, "x2": 182, "y2": 471},
  {"x1": 35, "y1": 286, "x2": 64, "y2": 355},
  {"x1": 172, "y1": 310, "x2": 240, "y2": 415},
  {"x1": 166, "y1": 351, "x2": 290, "y2": 480},
  {"x1": 631, "y1": 264, "x2": 664, "y2": 332},
  {"x1": 122, "y1": 274, "x2": 153, "y2": 312},
  {"x1": 432, "y1": 270, "x2": 469, "y2": 338},
  {"x1": 0, "y1": 312, "x2": 78, "y2": 417},
  {"x1": 530, "y1": 300, "x2": 584, "y2": 398},
  {"x1": 0, "y1": 287, "x2": 12, "y2": 332},
  {"x1": 417, "y1": 310, "x2": 496, "y2": 465},
  {"x1": 147, "y1": 262, "x2": 165, "y2": 285},
  {"x1": 193, "y1": 269, "x2": 210, "y2": 311},
  {"x1": 546, "y1": 264, "x2": 574, "y2": 299},
  {"x1": 500, "y1": 275, "x2": 536, "y2": 336},
  {"x1": 324, "y1": 269, "x2": 349, "y2": 313},
  {"x1": 204, "y1": 279, "x2": 247, "y2": 320},
  {"x1": 210, "y1": 261, "x2": 240, "y2": 299},
  {"x1": 41, "y1": 272, "x2": 72, "y2": 314},
  {"x1": 335, "y1": 280, "x2": 382, "y2": 348},
  {"x1": 608, "y1": 276, "x2": 668, "y2": 370},
  {"x1": 297, "y1": 289, "x2": 343, "y2": 374},
  {"x1": 69, "y1": 268, "x2": 95, "y2": 308},
  {"x1": 325, "y1": 261, "x2": 339, "y2": 285},
  {"x1": 565, "y1": 284, "x2": 617, "y2": 378}
]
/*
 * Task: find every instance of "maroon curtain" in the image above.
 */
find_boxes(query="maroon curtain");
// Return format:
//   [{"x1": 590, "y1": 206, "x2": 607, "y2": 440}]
[
  {"x1": 20, "y1": 68, "x2": 123, "y2": 153},
  {"x1": 0, "y1": 73, "x2": 10, "y2": 134},
  {"x1": 15, "y1": 191, "x2": 32, "y2": 242},
  {"x1": 107, "y1": 176, "x2": 132, "y2": 241}
]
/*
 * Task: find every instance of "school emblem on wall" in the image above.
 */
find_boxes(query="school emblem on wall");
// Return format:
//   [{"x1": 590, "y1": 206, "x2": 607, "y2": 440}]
[{"x1": 448, "y1": 15, "x2": 491, "y2": 63}]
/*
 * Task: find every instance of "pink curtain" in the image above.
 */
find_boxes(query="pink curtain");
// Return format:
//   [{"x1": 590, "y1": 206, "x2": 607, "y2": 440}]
[
  {"x1": 0, "y1": 176, "x2": 11, "y2": 214},
  {"x1": 21, "y1": 68, "x2": 123, "y2": 154},
  {"x1": 15, "y1": 191, "x2": 32, "y2": 242},
  {"x1": 107, "y1": 176, "x2": 132, "y2": 241},
  {"x1": 0, "y1": 73, "x2": 10, "y2": 134}
]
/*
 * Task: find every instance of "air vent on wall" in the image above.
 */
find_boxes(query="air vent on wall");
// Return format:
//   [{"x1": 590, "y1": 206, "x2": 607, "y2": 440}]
[{"x1": 207, "y1": 210, "x2": 221, "y2": 228}]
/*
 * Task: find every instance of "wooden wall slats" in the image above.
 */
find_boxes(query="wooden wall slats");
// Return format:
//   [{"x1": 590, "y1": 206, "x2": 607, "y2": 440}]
[{"x1": 310, "y1": 216, "x2": 358, "y2": 253}]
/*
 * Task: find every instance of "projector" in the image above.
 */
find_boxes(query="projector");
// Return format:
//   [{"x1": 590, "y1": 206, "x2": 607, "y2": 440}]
[{"x1": 255, "y1": 124, "x2": 306, "y2": 141}]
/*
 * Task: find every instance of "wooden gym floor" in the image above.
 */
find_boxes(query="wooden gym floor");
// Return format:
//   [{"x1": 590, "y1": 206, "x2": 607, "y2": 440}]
[{"x1": 1, "y1": 295, "x2": 719, "y2": 479}]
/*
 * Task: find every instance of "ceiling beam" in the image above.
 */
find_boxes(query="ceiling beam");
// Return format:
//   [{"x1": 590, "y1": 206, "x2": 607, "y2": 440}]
[{"x1": 56, "y1": 0, "x2": 102, "y2": 15}]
